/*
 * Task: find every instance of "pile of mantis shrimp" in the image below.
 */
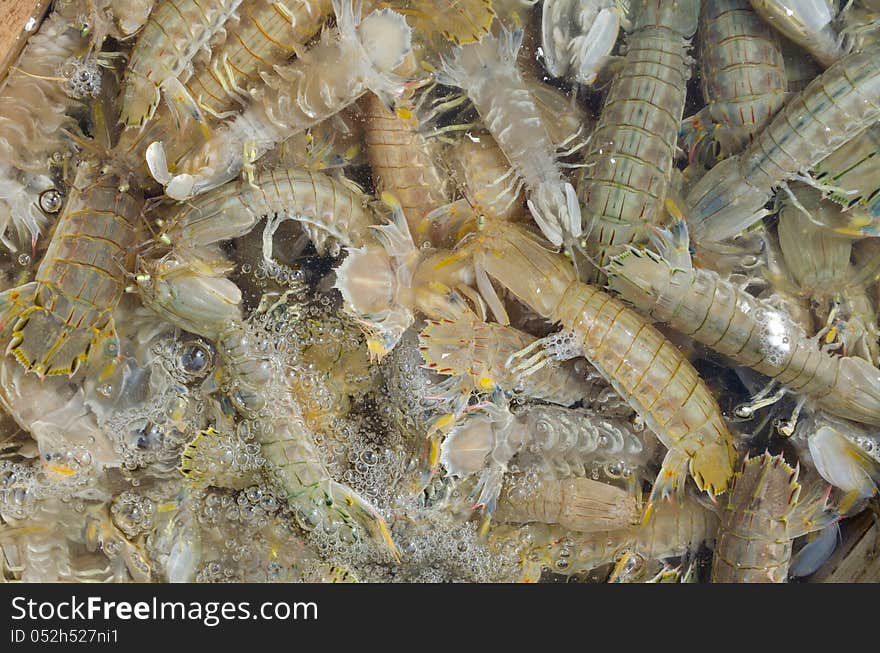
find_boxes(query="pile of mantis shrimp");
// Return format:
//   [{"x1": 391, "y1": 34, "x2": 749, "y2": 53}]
[{"x1": 1, "y1": 0, "x2": 880, "y2": 583}]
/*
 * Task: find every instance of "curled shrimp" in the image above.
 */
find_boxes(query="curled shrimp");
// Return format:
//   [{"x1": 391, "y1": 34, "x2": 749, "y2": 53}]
[
  {"x1": 437, "y1": 29, "x2": 582, "y2": 250},
  {"x1": 159, "y1": 167, "x2": 380, "y2": 259},
  {"x1": 119, "y1": 0, "x2": 245, "y2": 128}
]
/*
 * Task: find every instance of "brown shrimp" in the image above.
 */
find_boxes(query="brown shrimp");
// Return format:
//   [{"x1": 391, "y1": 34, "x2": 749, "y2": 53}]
[
  {"x1": 0, "y1": 162, "x2": 144, "y2": 378},
  {"x1": 451, "y1": 221, "x2": 738, "y2": 504},
  {"x1": 711, "y1": 452, "x2": 835, "y2": 582},
  {"x1": 361, "y1": 76, "x2": 452, "y2": 247},
  {"x1": 446, "y1": 132, "x2": 527, "y2": 224},
  {"x1": 496, "y1": 476, "x2": 641, "y2": 533}
]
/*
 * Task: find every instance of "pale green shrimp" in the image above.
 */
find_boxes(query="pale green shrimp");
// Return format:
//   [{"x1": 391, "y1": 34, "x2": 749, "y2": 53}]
[
  {"x1": 686, "y1": 43, "x2": 880, "y2": 243},
  {"x1": 606, "y1": 220, "x2": 880, "y2": 428},
  {"x1": 577, "y1": 0, "x2": 699, "y2": 280}
]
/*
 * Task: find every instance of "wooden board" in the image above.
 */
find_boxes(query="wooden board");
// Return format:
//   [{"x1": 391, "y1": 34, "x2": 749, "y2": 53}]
[
  {"x1": 824, "y1": 520, "x2": 880, "y2": 583},
  {"x1": 0, "y1": 0, "x2": 53, "y2": 85},
  {"x1": 808, "y1": 510, "x2": 880, "y2": 583}
]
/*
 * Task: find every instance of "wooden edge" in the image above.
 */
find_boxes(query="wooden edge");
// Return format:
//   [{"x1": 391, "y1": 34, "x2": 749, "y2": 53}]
[
  {"x1": 808, "y1": 509, "x2": 878, "y2": 583},
  {"x1": 824, "y1": 518, "x2": 880, "y2": 583},
  {"x1": 0, "y1": 0, "x2": 54, "y2": 86}
]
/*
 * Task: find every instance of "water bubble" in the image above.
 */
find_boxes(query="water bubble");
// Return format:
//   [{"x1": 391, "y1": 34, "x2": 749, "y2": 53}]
[
  {"x1": 38, "y1": 189, "x2": 63, "y2": 214},
  {"x1": 135, "y1": 423, "x2": 163, "y2": 450},
  {"x1": 179, "y1": 340, "x2": 214, "y2": 378}
]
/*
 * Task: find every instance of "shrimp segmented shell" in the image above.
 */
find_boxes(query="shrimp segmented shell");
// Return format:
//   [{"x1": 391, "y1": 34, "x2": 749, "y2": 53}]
[
  {"x1": 454, "y1": 221, "x2": 738, "y2": 504},
  {"x1": 0, "y1": 162, "x2": 144, "y2": 378},
  {"x1": 496, "y1": 476, "x2": 641, "y2": 533},
  {"x1": 811, "y1": 121, "x2": 880, "y2": 228},
  {"x1": 160, "y1": 167, "x2": 380, "y2": 257},
  {"x1": 5, "y1": 0, "x2": 880, "y2": 585},
  {"x1": 606, "y1": 238, "x2": 880, "y2": 425},
  {"x1": 438, "y1": 30, "x2": 582, "y2": 250},
  {"x1": 687, "y1": 0, "x2": 787, "y2": 158},
  {"x1": 711, "y1": 452, "x2": 836, "y2": 582},
  {"x1": 577, "y1": 0, "x2": 698, "y2": 280},
  {"x1": 119, "y1": 0, "x2": 245, "y2": 128},
  {"x1": 361, "y1": 73, "x2": 453, "y2": 247},
  {"x1": 686, "y1": 43, "x2": 880, "y2": 243},
  {"x1": 150, "y1": 0, "x2": 413, "y2": 199},
  {"x1": 512, "y1": 403, "x2": 655, "y2": 479},
  {"x1": 520, "y1": 493, "x2": 718, "y2": 577}
]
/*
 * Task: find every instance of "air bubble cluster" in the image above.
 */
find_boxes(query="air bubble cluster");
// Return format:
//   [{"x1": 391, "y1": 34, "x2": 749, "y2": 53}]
[{"x1": 61, "y1": 56, "x2": 101, "y2": 99}]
